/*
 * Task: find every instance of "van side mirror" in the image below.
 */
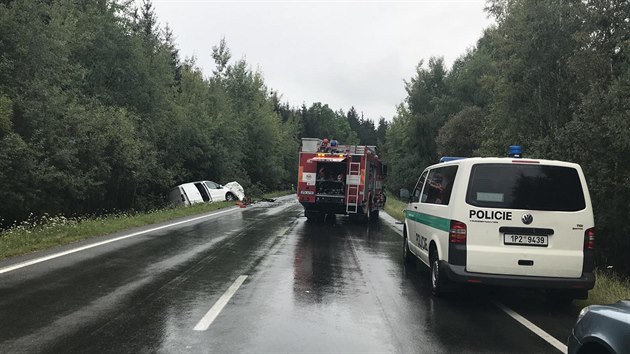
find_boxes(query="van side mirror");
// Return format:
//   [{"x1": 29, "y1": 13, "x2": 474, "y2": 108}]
[{"x1": 399, "y1": 188, "x2": 410, "y2": 201}]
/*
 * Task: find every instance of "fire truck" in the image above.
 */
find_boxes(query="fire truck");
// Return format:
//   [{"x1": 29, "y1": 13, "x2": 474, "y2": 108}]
[{"x1": 297, "y1": 138, "x2": 386, "y2": 221}]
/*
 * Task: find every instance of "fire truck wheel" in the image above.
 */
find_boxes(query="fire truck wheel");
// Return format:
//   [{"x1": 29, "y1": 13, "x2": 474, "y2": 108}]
[
  {"x1": 348, "y1": 213, "x2": 364, "y2": 223},
  {"x1": 305, "y1": 210, "x2": 325, "y2": 222}
]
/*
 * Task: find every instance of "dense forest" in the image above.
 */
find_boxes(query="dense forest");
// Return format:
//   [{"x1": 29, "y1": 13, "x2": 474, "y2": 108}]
[
  {"x1": 385, "y1": 0, "x2": 630, "y2": 273},
  {"x1": 1, "y1": 0, "x2": 628, "y2": 274}
]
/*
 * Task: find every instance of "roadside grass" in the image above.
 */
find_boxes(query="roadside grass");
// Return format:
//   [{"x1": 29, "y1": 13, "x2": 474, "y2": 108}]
[
  {"x1": 384, "y1": 192, "x2": 406, "y2": 222},
  {"x1": 0, "y1": 190, "x2": 292, "y2": 261},
  {"x1": 578, "y1": 269, "x2": 630, "y2": 306},
  {"x1": 382, "y1": 192, "x2": 630, "y2": 306}
]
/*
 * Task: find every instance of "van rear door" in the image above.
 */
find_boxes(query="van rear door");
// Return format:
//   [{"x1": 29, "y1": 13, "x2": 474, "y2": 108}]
[{"x1": 464, "y1": 162, "x2": 591, "y2": 278}]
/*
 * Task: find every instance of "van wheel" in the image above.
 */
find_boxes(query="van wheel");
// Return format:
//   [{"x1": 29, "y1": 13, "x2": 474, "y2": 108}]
[
  {"x1": 403, "y1": 232, "x2": 414, "y2": 264},
  {"x1": 370, "y1": 209, "x2": 379, "y2": 221},
  {"x1": 226, "y1": 192, "x2": 237, "y2": 201},
  {"x1": 430, "y1": 250, "x2": 447, "y2": 297},
  {"x1": 546, "y1": 290, "x2": 576, "y2": 304}
]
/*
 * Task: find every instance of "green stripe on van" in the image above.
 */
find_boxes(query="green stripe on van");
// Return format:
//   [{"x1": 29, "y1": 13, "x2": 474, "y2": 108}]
[{"x1": 404, "y1": 210, "x2": 450, "y2": 232}]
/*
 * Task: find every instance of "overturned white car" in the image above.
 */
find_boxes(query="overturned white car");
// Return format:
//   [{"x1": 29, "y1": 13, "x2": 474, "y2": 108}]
[{"x1": 168, "y1": 181, "x2": 245, "y2": 206}]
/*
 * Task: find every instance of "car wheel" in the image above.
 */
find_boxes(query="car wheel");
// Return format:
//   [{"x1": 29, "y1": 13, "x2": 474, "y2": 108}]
[
  {"x1": 430, "y1": 250, "x2": 447, "y2": 297},
  {"x1": 370, "y1": 209, "x2": 379, "y2": 221},
  {"x1": 226, "y1": 192, "x2": 236, "y2": 201},
  {"x1": 577, "y1": 343, "x2": 612, "y2": 354}
]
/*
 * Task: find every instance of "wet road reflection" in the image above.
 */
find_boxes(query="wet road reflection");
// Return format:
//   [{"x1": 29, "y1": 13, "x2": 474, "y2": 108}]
[{"x1": 0, "y1": 198, "x2": 578, "y2": 353}]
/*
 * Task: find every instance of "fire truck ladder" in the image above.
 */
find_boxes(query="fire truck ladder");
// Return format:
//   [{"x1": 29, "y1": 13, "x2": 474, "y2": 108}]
[{"x1": 346, "y1": 161, "x2": 361, "y2": 214}]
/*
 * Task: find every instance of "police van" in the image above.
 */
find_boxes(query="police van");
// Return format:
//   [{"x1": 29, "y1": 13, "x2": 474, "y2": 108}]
[{"x1": 401, "y1": 147, "x2": 596, "y2": 300}]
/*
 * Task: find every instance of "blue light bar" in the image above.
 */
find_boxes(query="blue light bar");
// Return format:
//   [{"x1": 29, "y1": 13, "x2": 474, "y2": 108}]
[
  {"x1": 508, "y1": 145, "x2": 522, "y2": 158},
  {"x1": 439, "y1": 157, "x2": 466, "y2": 163}
]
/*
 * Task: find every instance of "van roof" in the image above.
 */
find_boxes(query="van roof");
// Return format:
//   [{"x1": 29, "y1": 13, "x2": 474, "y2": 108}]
[{"x1": 433, "y1": 157, "x2": 581, "y2": 169}]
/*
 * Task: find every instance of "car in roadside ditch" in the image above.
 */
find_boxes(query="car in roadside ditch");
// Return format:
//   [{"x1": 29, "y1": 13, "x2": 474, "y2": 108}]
[
  {"x1": 168, "y1": 181, "x2": 245, "y2": 206},
  {"x1": 568, "y1": 300, "x2": 630, "y2": 354}
]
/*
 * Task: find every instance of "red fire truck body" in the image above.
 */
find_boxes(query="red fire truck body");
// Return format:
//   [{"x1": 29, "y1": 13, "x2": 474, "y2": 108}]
[{"x1": 297, "y1": 138, "x2": 386, "y2": 221}]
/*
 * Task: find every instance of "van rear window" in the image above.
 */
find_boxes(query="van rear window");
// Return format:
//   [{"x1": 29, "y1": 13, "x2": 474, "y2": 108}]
[{"x1": 466, "y1": 164, "x2": 586, "y2": 211}]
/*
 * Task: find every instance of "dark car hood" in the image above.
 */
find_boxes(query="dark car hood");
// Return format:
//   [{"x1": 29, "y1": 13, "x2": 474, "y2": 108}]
[{"x1": 598, "y1": 300, "x2": 630, "y2": 314}]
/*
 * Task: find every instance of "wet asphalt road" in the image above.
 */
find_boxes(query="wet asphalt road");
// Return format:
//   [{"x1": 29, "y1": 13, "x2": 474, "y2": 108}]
[{"x1": 0, "y1": 197, "x2": 582, "y2": 353}]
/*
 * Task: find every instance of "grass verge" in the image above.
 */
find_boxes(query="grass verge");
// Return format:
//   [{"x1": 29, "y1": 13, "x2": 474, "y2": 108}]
[
  {"x1": 382, "y1": 191, "x2": 630, "y2": 306},
  {"x1": 0, "y1": 191, "x2": 292, "y2": 261},
  {"x1": 578, "y1": 269, "x2": 630, "y2": 306},
  {"x1": 384, "y1": 192, "x2": 406, "y2": 222}
]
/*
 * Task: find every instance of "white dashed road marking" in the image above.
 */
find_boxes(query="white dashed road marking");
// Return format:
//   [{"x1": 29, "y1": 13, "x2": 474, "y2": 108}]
[
  {"x1": 194, "y1": 275, "x2": 248, "y2": 331},
  {"x1": 493, "y1": 301, "x2": 567, "y2": 353}
]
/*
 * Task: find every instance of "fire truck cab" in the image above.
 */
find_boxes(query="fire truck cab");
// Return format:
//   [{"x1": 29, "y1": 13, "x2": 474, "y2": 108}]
[{"x1": 297, "y1": 138, "x2": 386, "y2": 221}]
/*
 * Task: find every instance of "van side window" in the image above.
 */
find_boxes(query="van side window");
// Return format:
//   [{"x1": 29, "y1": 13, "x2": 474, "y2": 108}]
[
  {"x1": 421, "y1": 166, "x2": 458, "y2": 205},
  {"x1": 412, "y1": 171, "x2": 428, "y2": 203}
]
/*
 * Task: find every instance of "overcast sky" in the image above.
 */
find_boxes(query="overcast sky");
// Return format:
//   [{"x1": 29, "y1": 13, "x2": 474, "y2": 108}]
[{"x1": 148, "y1": 0, "x2": 495, "y2": 121}]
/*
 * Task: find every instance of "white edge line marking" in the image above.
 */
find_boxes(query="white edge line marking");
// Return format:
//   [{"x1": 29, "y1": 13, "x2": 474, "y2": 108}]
[
  {"x1": 0, "y1": 208, "x2": 240, "y2": 275},
  {"x1": 381, "y1": 211, "x2": 403, "y2": 236},
  {"x1": 194, "y1": 275, "x2": 248, "y2": 331},
  {"x1": 493, "y1": 301, "x2": 567, "y2": 353},
  {"x1": 278, "y1": 226, "x2": 291, "y2": 236}
]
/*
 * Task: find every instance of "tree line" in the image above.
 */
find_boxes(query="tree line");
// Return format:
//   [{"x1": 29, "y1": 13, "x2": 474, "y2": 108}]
[
  {"x1": 384, "y1": 0, "x2": 630, "y2": 274},
  {"x1": 0, "y1": 0, "x2": 385, "y2": 226}
]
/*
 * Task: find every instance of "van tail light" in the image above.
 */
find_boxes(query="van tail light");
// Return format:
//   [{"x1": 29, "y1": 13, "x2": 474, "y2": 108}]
[
  {"x1": 449, "y1": 220, "x2": 467, "y2": 244},
  {"x1": 584, "y1": 228, "x2": 595, "y2": 250}
]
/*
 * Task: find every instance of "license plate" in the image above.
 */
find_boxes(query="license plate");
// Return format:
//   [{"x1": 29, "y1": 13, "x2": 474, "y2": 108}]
[{"x1": 503, "y1": 234, "x2": 548, "y2": 246}]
